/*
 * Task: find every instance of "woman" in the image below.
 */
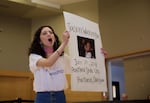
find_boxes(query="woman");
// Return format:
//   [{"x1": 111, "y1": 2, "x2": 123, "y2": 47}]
[{"x1": 28, "y1": 25, "x2": 70, "y2": 103}]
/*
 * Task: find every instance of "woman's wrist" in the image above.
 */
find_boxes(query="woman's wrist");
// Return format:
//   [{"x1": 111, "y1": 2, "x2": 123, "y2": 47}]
[
  {"x1": 56, "y1": 50, "x2": 61, "y2": 56},
  {"x1": 56, "y1": 42, "x2": 66, "y2": 56},
  {"x1": 61, "y1": 41, "x2": 68, "y2": 47}
]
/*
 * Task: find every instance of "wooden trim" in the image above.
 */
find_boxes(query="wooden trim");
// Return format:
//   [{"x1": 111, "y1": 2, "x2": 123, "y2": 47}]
[
  {"x1": 0, "y1": 69, "x2": 33, "y2": 78},
  {"x1": 106, "y1": 49, "x2": 150, "y2": 60}
]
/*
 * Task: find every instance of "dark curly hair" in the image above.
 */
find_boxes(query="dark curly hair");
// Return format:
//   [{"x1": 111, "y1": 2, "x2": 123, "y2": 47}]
[{"x1": 28, "y1": 25, "x2": 63, "y2": 58}]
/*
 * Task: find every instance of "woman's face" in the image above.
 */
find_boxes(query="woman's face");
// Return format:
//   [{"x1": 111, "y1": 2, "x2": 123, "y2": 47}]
[
  {"x1": 40, "y1": 27, "x2": 55, "y2": 48},
  {"x1": 85, "y1": 42, "x2": 91, "y2": 52}
]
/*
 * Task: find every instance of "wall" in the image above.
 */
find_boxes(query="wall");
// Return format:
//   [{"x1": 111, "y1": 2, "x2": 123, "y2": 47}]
[
  {"x1": 0, "y1": 15, "x2": 31, "y2": 71},
  {"x1": 99, "y1": 0, "x2": 150, "y2": 99},
  {"x1": 124, "y1": 55, "x2": 150, "y2": 99},
  {"x1": 62, "y1": 0, "x2": 99, "y2": 23},
  {"x1": 99, "y1": 0, "x2": 150, "y2": 57}
]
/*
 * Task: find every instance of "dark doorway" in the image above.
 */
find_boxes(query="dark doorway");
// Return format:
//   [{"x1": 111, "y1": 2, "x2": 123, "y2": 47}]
[{"x1": 112, "y1": 81, "x2": 120, "y2": 100}]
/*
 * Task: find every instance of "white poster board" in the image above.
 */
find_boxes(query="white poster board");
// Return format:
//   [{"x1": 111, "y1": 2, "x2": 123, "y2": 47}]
[{"x1": 63, "y1": 11, "x2": 107, "y2": 92}]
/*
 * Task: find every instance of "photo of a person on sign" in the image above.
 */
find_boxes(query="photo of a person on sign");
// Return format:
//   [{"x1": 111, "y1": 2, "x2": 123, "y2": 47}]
[{"x1": 77, "y1": 36, "x2": 96, "y2": 59}]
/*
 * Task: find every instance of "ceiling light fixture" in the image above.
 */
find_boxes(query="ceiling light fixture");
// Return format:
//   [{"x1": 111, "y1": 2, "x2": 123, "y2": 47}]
[{"x1": 31, "y1": 0, "x2": 60, "y2": 9}]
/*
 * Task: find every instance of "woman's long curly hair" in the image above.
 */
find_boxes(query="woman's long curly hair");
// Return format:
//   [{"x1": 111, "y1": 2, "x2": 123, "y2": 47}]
[{"x1": 28, "y1": 25, "x2": 63, "y2": 58}]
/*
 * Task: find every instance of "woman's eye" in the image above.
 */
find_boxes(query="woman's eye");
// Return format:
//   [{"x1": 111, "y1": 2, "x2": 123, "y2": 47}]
[
  {"x1": 42, "y1": 31, "x2": 53, "y2": 35},
  {"x1": 42, "y1": 32, "x2": 47, "y2": 35},
  {"x1": 49, "y1": 31, "x2": 53, "y2": 34}
]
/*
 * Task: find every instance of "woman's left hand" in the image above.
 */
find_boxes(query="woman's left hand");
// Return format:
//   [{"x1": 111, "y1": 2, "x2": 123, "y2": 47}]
[{"x1": 101, "y1": 48, "x2": 108, "y2": 58}]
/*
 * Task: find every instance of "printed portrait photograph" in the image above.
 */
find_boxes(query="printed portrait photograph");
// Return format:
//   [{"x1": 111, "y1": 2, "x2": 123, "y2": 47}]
[{"x1": 77, "y1": 36, "x2": 96, "y2": 59}]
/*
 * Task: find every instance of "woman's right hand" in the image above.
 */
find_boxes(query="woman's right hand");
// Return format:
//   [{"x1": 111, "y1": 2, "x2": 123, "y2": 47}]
[{"x1": 62, "y1": 31, "x2": 70, "y2": 45}]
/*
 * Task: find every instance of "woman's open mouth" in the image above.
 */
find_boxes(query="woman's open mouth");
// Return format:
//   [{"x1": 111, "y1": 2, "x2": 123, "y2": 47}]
[{"x1": 48, "y1": 38, "x2": 52, "y2": 42}]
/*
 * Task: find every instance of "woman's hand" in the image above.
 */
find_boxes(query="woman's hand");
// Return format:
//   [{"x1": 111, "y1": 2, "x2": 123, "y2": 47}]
[
  {"x1": 62, "y1": 31, "x2": 70, "y2": 45},
  {"x1": 101, "y1": 48, "x2": 108, "y2": 58}
]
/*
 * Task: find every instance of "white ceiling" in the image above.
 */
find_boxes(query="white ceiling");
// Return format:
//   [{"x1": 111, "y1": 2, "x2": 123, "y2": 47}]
[
  {"x1": 0, "y1": 0, "x2": 88, "y2": 18},
  {"x1": 39, "y1": 0, "x2": 88, "y2": 5},
  {"x1": 31, "y1": 0, "x2": 88, "y2": 9}
]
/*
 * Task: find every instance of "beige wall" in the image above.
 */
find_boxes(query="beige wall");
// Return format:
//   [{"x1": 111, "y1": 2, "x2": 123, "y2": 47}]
[
  {"x1": 99, "y1": 0, "x2": 150, "y2": 100},
  {"x1": 99, "y1": 0, "x2": 150, "y2": 57},
  {"x1": 0, "y1": 15, "x2": 31, "y2": 71},
  {"x1": 124, "y1": 55, "x2": 150, "y2": 99},
  {"x1": 62, "y1": 0, "x2": 99, "y2": 23}
]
